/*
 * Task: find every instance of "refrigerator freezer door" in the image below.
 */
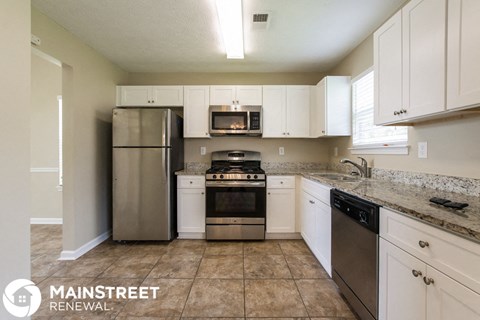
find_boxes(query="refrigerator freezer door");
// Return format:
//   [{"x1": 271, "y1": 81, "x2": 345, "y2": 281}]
[
  {"x1": 113, "y1": 108, "x2": 170, "y2": 147},
  {"x1": 113, "y1": 147, "x2": 171, "y2": 240}
]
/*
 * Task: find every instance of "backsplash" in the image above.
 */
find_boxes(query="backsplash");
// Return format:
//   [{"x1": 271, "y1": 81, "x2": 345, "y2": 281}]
[
  {"x1": 329, "y1": 163, "x2": 480, "y2": 197},
  {"x1": 262, "y1": 162, "x2": 326, "y2": 172}
]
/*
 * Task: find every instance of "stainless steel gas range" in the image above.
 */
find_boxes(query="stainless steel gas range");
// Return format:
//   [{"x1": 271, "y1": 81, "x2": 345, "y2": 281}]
[{"x1": 205, "y1": 151, "x2": 266, "y2": 240}]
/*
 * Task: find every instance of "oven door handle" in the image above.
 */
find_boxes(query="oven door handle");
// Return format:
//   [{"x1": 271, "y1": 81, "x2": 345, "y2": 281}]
[{"x1": 205, "y1": 181, "x2": 266, "y2": 188}]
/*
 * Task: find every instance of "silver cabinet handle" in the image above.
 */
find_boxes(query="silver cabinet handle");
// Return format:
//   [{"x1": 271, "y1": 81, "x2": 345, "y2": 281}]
[
  {"x1": 280, "y1": 181, "x2": 284, "y2": 184},
  {"x1": 189, "y1": 181, "x2": 193, "y2": 184},
  {"x1": 287, "y1": 132, "x2": 290, "y2": 135},
  {"x1": 402, "y1": 109, "x2": 407, "y2": 113},
  {"x1": 418, "y1": 240, "x2": 429, "y2": 248},
  {"x1": 423, "y1": 277, "x2": 434, "y2": 285},
  {"x1": 309, "y1": 200, "x2": 315, "y2": 204},
  {"x1": 412, "y1": 269, "x2": 422, "y2": 277},
  {"x1": 268, "y1": 192, "x2": 271, "y2": 195},
  {"x1": 201, "y1": 192, "x2": 204, "y2": 195}
]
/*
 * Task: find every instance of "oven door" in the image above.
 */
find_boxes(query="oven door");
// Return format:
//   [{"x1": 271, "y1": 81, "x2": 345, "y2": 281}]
[{"x1": 205, "y1": 181, "x2": 266, "y2": 224}]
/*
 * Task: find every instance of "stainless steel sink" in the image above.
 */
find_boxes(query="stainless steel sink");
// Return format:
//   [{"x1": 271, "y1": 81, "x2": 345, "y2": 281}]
[{"x1": 310, "y1": 173, "x2": 361, "y2": 182}]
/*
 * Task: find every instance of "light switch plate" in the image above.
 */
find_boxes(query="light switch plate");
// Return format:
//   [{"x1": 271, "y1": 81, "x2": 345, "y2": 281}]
[
  {"x1": 200, "y1": 146, "x2": 206, "y2": 155},
  {"x1": 418, "y1": 142, "x2": 428, "y2": 158},
  {"x1": 279, "y1": 147, "x2": 285, "y2": 156}
]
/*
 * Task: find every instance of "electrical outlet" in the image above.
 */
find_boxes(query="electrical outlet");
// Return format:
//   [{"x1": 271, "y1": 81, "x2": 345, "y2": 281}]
[
  {"x1": 200, "y1": 146, "x2": 206, "y2": 155},
  {"x1": 279, "y1": 147, "x2": 285, "y2": 156},
  {"x1": 334, "y1": 147, "x2": 338, "y2": 157},
  {"x1": 418, "y1": 142, "x2": 428, "y2": 159}
]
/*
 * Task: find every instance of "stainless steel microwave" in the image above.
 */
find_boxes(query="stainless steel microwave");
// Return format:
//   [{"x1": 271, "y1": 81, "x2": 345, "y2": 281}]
[{"x1": 209, "y1": 105, "x2": 262, "y2": 136}]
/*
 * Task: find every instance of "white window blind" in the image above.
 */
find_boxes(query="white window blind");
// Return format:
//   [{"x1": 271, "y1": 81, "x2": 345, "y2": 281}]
[{"x1": 352, "y1": 70, "x2": 407, "y2": 147}]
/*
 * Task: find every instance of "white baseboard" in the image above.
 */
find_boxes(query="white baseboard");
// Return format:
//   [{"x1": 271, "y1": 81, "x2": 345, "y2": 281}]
[
  {"x1": 266, "y1": 232, "x2": 302, "y2": 240},
  {"x1": 59, "y1": 229, "x2": 111, "y2": 260},
  {"x1": 30, "y1": 218, "x2": 63, "y2": 225}
]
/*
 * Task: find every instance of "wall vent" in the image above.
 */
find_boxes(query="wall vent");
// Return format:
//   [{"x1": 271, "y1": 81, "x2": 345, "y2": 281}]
[{"x1": 253, "y1": 13, "x2": 268, "y2": 22}]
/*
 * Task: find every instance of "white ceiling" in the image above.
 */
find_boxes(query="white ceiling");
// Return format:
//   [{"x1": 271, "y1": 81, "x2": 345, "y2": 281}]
[{"x1": 32, "y1": 0, "x2": 406, "y2": 73}]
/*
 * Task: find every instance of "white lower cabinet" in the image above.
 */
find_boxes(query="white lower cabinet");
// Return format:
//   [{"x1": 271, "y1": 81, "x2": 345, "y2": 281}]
[
  {"x1": 379, "y1": 208, "x2": 480, "y2": 320},
  {"x1": 300, "y1": 178, "x2": 332, "y2": 276},
  {"x1": 266, "y1": 176, "x2": 296, "y2": 234},
  {"x1": 177, "y1": 176, "x2": 205, "y2": 239}
]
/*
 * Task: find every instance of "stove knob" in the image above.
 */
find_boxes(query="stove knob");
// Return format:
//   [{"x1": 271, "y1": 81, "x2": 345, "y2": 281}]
[
  {"x1": 220, "y1": 174, "x2": 224, "y2": 179},
  {"x1": 254, "y1": 175, "x2": 258, "y2": 179},
  {"x1": 212, "y1": 174, "x2": 217, "y2": 179},
  {"x1": 247, "y1": 175, "x2": 251, "y2": 179}
]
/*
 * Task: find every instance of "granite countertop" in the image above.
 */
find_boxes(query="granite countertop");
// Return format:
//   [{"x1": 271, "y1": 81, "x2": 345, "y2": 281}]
[
  {"x1": 175, "y1": 169, "x2": 206, "y2": 176},
  {"x1": 301, "y1": 172, "x2": 480, "y2": 244}
]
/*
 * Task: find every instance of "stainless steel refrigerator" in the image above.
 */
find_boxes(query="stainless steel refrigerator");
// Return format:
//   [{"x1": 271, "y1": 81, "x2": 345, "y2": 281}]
[{"x1": 112, "y1": 108, "x2": 183, "y2": 241}]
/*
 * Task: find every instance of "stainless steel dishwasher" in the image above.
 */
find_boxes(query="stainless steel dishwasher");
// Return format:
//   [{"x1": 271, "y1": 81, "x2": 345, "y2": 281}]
[{"x1": 331, "y1": 189, "x2": 380, "y2": 320}]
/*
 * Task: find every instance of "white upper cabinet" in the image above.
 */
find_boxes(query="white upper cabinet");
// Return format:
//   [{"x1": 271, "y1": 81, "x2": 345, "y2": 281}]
[
  {"x1": 374, "y1": 11, "x2": 404, "y2": 124},
  {"x1": 374, "y1": 0, "x2": 447, "y2": 125},
  {"x1": 116, "y1": 86, "x2": 183, "y2": 106},
  {"x1": 402, "y1": 0, "x2": 446, "y2": 118},
  {"x1": 447, "y1": 0, "x2": 480, "y2": 110},
  {"x1": 262, "y1": 86, "x2": 287, "y2": 137},
  {"x1": 183, "y1": 86, "x2": 210, "y2": 138},
  {"x1": 286, "y1": 86, "x2": 311, "y2": 138},
  {"x1": 311, "y1": 76, "x2": 351, "y2": 137},
  {"x1": 263, "y1": 85, "x2": 311, "y2": 138},
  {"x1": 209, "y1": 85, "x2": 262, "y2": 105}
]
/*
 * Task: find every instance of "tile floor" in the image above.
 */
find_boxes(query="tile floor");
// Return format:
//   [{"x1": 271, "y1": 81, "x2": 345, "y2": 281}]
[{"x1": 31, "y1": 225, "x2": 359, "y2": 319}]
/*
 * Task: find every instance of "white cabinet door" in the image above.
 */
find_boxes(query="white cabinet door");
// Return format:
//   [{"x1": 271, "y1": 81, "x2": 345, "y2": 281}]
[
  {"x1": 177, "y1": 188, "x2": 205, "y2": 234},
  {"x1": 286, "y1": 86, "x2": 311, "y2": 137},
  {"x1": 312, "y1": 76, "x2": 351, "y2": 137},
  {"x1": 262, "y1": 86, "x2": 287, "y2": 137},
  {"x1": 300, "y1": 191, "x2": 316, "y2": 248},
  {"x1": 117, "y1": 86, "x2": 151, "y2": 106},
  {"x1": 402, "y1": 0, "x2": 446, "y2": 118},
  {"x1": 313, "y1": 200, "x2": 331, "y2": 276},
  {"x1": 266, "y1": 188, "x2": 295, "y2": 233},
  {"x1": 236, "y1": 85, "x2": 262, "y2": 105},
  {"x1": 427, "y1": 266, "x2": 480, "y2": 320},
  {"x1": 210, "y1": 86, "x2": 236, "y2": 105},
  {"x1": 447, "y1": 0, "x2": 480, "y2": 110},
  {"x1": 374, "y1": 11, "x2": 403, "y2": 125},
  {"x1": 151, "y1": 86, "x2": 183, "y2": 106},
  {"x1": 184, "y1": 86, "x2": 210, "y2": 138},
  {"x1": 379, "y1": 239, "x2": 427, "y2": 320},
  {"x1": 210, "y1": 86, "x2": 262, "y2": 105}
]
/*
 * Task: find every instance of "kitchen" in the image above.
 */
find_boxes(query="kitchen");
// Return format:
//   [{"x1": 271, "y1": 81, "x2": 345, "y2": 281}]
[{"x1": 1, "y1": 0, "x2": 480, "y2": 319}]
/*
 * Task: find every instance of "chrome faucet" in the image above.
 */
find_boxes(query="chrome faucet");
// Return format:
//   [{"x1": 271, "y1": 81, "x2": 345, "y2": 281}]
[{"x1": 340, "y1": 157, "x2": 371, "y2": 178}]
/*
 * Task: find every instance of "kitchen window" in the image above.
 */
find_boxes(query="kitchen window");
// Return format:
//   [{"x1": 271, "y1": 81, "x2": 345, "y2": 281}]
[{"x1": 350, "y1": 69, "x2": 408, "y2": 155}]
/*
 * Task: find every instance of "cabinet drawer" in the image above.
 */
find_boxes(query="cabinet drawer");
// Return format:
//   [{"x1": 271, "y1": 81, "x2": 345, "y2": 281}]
[
  {"x1": 267, "y1": 176, "x2": 295, "y2": 188},
  {"x1": 301, "y1": 178, "x2": 331, "y2": 205},
  {"x1": 177, "y1": 176, "x2": 205, "y2": 188},
  {"x1": 380, "y1": 207, "x2": 480, "y2": 294}
]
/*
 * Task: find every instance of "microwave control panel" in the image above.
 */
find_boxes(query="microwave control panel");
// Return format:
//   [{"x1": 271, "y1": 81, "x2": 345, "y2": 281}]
[{"x1": 250, "y1": 112, "x2": 261, "y2": 130}]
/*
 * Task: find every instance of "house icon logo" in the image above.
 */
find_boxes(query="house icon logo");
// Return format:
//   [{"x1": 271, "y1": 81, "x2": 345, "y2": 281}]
[{"x1": 3, "y1": 279, "x2": 41, "y2": 317}]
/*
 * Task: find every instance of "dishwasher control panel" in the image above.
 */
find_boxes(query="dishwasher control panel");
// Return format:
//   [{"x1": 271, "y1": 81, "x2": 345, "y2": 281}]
[{"x1": 331, "y1": 189, "x2": 380, "y2": 233}]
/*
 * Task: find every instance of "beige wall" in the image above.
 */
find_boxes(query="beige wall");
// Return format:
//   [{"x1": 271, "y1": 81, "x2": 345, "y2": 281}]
[
  {"x1": 31, "y1": 51, "x2": 62, "y2": 219},
  {"x1": 128, "y1": 72, "x2": 325, "y2": 85},
  {"x1": 32, "y1": 7, "x2": 129, "y2": 252},
  {"x1": 328, "y1": 35, "x2": 480, "y2": 179},
  {"x1": 186, "y1": 138, "x2": 330, "y2": 164},
  {"x1": 0, "y1": 1, "x2": 31, "y2": 317}
]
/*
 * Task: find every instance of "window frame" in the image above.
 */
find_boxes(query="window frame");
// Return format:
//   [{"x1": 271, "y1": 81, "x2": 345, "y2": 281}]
[{"x1": 349, "y1": 67, "x2": 409, "y2": 155}]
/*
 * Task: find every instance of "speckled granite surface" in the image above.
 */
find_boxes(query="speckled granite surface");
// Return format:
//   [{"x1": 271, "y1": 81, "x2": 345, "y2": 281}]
[
  {"x1": 175, "y1": 162, "x2": 208, "y2": 175},
  {"x1": 302, "y1": 173, "x2": 480, "y2": 244}
]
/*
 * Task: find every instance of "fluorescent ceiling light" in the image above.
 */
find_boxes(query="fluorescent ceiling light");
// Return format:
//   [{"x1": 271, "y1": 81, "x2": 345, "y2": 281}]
[{"x1": 215, "y1": 0, "x2": 244, "y2": 59}]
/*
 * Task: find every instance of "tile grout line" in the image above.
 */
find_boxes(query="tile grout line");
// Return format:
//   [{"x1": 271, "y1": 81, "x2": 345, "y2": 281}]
[{"x1": 179, "y1": 241, "x2": 206, "y2": 318}]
